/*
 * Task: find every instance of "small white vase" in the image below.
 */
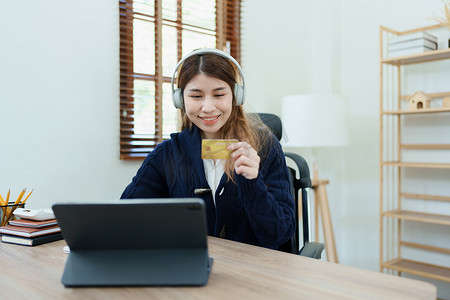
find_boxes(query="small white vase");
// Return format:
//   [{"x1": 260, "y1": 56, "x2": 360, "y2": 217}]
[{"x1": 435, "y1": 28, "x2": 450, "y2": 50}]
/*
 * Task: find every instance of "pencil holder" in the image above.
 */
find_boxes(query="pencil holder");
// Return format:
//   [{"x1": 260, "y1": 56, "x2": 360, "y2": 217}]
[{"x1": 0, "y1": 202, "x2": 25, "y2": 227}]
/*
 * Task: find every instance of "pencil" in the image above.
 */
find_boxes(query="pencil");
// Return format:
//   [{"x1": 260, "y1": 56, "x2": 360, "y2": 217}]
[
  {"x1": 14, "y1": 188, "x2": 26, "y2": 205},
  {"x1": 6, "y1": 188, "x2": 27, "y2": 222},
  {"x1": 0, "y1": 193, "x2": 5, "y2": 226},
  {"x1": 1, "y1": 190, "x2": 11, "y2": 226},
  {"x1": 3, "y1": 188, "x2": 26, "y2": 225},
  {"x1": 21, "y1": 189, "x2": 34, "y2": 204}
]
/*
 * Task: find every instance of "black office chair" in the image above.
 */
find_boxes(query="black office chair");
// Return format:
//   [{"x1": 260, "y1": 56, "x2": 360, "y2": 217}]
[{"x1": 256, "y1": 113, "x2": 324, "y2": 259}]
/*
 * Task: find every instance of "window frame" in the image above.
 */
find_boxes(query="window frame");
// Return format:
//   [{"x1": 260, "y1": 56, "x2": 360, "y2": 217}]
[{"x1": 119, "y1": 0, "x2": 242, "y2": 160}]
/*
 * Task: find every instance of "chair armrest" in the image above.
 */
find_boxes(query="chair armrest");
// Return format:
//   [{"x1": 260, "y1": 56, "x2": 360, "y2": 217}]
[{"x1": 298, "y1": 242, "x2": 325, "y2": 259}]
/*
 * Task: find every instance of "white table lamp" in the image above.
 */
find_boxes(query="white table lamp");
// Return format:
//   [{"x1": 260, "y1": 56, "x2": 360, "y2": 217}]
[{"x1": 281, "y1": 94, "x2": 349, "y2": 178}]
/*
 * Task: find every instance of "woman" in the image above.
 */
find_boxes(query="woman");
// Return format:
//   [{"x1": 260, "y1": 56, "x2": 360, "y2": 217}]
[{"x1": 121, "y1": 49, "x2": 295, "y2": 249}]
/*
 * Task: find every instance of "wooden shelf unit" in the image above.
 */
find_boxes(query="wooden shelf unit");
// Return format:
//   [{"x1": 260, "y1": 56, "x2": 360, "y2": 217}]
[{"x1": 379, "y1": 25, "x2": 450, "y2": 285}]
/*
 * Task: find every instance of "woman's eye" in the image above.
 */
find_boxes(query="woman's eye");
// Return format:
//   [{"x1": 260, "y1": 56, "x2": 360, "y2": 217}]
[
  {"x1": 215, "y1": 94, "x2": 225, "y2": 98},
  {"x1": 190, "y1": 95, "x2": 202, "y2": 99}
]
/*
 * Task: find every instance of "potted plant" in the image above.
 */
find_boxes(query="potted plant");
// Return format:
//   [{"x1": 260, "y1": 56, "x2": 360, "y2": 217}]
[{"x1": 431, "y1": 0, "x2": 450, "y2": 48}]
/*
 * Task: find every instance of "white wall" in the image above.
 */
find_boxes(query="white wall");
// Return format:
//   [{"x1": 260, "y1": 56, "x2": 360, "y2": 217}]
[
  {"x1": 243, "y1": 0, "x2": 450, "y2": 297},
  {"x1": 1, "y1": 0, "x2": 449, "y2": 297},
  {"x1": 241, "y1": 0, "x2": 314, "y2": 113},
  {"x1": 0, "y1": 0, "x2": 142, "y2": 208}
]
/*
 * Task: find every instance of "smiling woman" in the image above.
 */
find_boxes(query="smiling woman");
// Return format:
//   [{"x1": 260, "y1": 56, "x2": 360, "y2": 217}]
[{"x1": 174, "y1": 49, "x2": 255, "y2": 180}]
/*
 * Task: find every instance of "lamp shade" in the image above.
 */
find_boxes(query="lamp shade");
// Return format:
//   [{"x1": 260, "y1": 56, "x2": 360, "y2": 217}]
[{"x1": 281, "y1": 94, "x2": 349, "y2": 147}]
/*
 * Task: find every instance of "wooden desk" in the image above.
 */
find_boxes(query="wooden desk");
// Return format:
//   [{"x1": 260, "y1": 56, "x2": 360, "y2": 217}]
[{"x1": 0, "y1": 237, "x2": 436, "y2": 299}]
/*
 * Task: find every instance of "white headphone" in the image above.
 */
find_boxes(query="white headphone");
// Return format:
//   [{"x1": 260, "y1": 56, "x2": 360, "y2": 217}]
[{"x1": 171, "y1": 48, "x2": 246, "y2": 109}]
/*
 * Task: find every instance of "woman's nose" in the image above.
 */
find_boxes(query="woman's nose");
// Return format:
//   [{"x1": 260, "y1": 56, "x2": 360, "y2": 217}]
[{"x1": 201, "y1": 96, "x2": 215, "y2": 112}]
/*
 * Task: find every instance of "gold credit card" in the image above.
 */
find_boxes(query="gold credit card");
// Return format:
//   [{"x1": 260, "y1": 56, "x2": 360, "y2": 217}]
[{"x1": 201, "y1": 139, "x2": 238, "y2": 159}]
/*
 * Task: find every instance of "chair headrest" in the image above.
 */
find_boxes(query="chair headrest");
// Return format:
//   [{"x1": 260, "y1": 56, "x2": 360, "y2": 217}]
[{"x1": 256, "y1": 113, "x2": 282, "y2": 141}]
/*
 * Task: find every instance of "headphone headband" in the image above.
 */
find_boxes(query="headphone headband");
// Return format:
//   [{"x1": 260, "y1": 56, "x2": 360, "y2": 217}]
[{"x1": 171, "y1": 48, "x2": 246, "y2": 109}]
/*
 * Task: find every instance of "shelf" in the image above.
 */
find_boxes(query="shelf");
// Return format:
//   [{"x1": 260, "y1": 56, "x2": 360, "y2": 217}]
[
  {"x1": 382, "y1": 161, "x2": 450, "y2": 169},
  {"x1": 400, "y1": 144, "x2": 450, "y2": 150},
  {"x1": 401, "y1": 193, "x2": 450, "y2": 202},
  {"x1": 381, "y1": 48, "x2": 450, "y2": 65},
  {"x1": 382, "y1": 107, "x2": 450, "y2": 115},
  {"x1": 400, "y1": 241, "x2": 450, "y2": 255},
  {"x1": 382, "y1": 258, "x2": 450, "y2": 283},
  {"x1": 383, "y1": 209, "x2": 450, "y2": 226}
]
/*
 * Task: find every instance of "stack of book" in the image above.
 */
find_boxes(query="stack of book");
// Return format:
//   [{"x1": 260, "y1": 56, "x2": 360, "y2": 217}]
[
  {"x1": 0, "y1": 217, "x2": 62, "y2": 246},
  {"x1": 387, "y1": 31, "x2": 437, "y2": 58}
]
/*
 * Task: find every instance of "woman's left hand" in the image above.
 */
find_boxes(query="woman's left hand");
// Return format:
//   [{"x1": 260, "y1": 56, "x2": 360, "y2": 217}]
[{"x1": 227, "y1": 142, "x2": 260, "y2": 180}]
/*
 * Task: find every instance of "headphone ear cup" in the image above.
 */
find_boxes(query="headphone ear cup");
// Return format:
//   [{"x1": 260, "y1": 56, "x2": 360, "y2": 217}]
[
  {"x1": 234, "y1": 84, "x2": 245, "y2": 106},
  {"x1": 172, "y1": 88, "x2": 184, "y2": 109}
]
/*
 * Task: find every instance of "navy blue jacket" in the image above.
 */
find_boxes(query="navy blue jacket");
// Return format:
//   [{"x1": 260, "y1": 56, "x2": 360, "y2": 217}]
[{"x1": 121, "y1": 125, "x2": 295, "y2": 249}]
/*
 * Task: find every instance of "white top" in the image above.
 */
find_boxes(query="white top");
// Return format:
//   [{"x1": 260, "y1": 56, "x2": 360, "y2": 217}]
[{"x1": 203, "y1": 159, "x2": 225, "y2": 205}]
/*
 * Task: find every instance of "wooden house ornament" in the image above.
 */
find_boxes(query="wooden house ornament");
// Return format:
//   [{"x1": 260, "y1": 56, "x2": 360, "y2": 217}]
[
  {"x1": 443, "y1": 96, "x2": 450, "y2": 108},
  {"x1": 408, "y1": 91, "x2": 431, "y2": 110}
]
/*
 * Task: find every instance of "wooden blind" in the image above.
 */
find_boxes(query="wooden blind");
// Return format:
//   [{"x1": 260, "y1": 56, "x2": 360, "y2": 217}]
[{"x1": 119, "y1": 0, "x2": 242, "y2": 160}]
